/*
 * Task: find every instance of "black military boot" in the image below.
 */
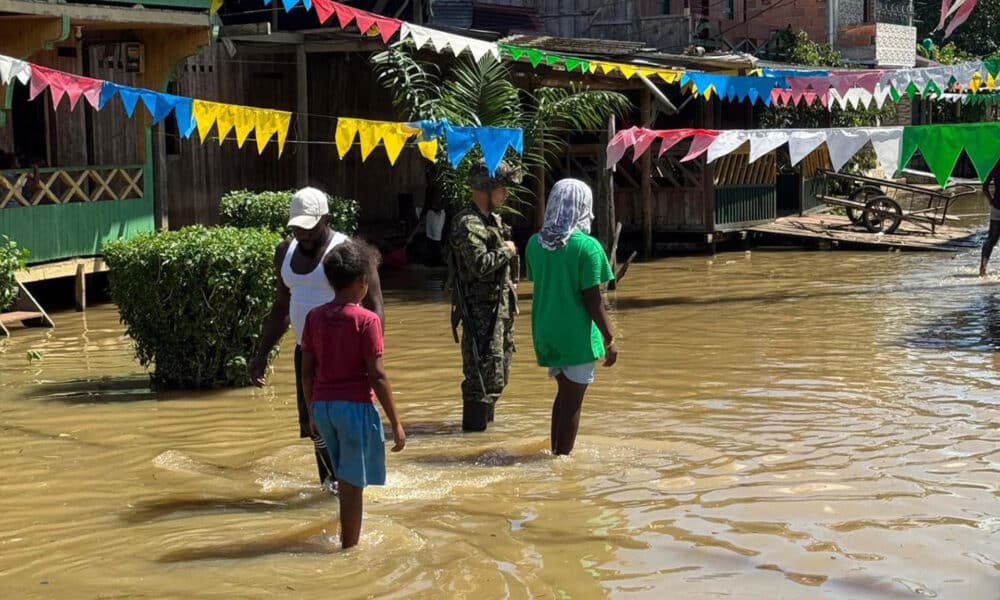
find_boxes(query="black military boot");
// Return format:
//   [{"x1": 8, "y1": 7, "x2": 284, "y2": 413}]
[{"x1": 462, "y1": 401, "x2": 490, "y2": 432}]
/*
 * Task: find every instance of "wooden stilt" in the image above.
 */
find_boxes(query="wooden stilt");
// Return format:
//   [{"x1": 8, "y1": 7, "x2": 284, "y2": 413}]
[{"x1": 74, "y1": 262, "x2": 86, "y2": 311}]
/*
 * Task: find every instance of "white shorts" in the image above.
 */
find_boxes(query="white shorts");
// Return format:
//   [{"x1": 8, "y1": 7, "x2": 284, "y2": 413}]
[{"x1": 548, "y1": 362, "x2": 596, "y2": 385}]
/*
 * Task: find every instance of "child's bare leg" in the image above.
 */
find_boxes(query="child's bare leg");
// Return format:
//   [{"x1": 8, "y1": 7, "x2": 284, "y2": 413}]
[
  {"x1": 552, "y1": 374, "x2": 588, "y2": 456},
  {"x1": 338, "y1": 480, "x2": 363, "y2": 549}
]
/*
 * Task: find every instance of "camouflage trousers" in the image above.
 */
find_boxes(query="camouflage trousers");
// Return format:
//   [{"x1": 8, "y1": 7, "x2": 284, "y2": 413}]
[{"x1": 461, "y1": 315, "x2": 514, "y2": 406}]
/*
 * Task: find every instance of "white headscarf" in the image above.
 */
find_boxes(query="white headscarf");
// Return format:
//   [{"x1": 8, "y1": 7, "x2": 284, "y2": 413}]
[{"x1": 538, "y1": 179, "x2": 594, "y2": 250}]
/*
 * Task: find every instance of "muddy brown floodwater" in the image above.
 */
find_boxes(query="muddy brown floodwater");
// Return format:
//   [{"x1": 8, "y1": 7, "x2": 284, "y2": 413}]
[{"x1": 2, "y1": 226, "x2": 999, "y2": 599}]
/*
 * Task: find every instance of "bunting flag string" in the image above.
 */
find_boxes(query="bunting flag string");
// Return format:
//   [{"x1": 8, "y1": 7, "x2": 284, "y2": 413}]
[
  {"x1": 608, "y1": 123, "x2": 1000, "y2": 187},
  {"x1": 0, "y1": 52, "x2": 523, "y2": 166}
]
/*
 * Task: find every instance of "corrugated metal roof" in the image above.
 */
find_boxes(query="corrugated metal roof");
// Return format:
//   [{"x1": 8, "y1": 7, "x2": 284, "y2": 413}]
[
  {"x1": 430, "y1": 0, "x2": 474, "y2": 29},
  {"x1": 471, "y1": 2, "x2": 542, "y2": 35},
  {"x1": 501, "y1": 33, "x2": 757, "y2": 72}
]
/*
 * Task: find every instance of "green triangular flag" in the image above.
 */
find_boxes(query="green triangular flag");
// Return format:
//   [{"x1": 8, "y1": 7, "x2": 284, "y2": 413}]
[
  {"x1": 986, "y1": 57, "x2": 1000, "y2": 77},
  {"x1": 960, "y1": 123, "x2": 1000, "y2": 182},
  {"x1": 924, "y1": 80, "x2": 942, "y2": 97},
  {"x1": 565, "y1": 57, "x2": 582, "y2": 72},
  {"x1": 505, "y1": 45, "x2": 528, "y2": 61},
  {"x1": 545, "y1": 54, "x2": 561, "y2": 66},
  {"x1": 889, "y1": 86, "x2": 901, "y2": 103},
  {"x1": 906, "y1": 82, "x2": 918, "y2": 100},
  {"x1": 903, "y1": 125, "x2": 966, "y2": 187},
  {"x1": 527, "y1": 49, "x2": 544, "y2": 68}
]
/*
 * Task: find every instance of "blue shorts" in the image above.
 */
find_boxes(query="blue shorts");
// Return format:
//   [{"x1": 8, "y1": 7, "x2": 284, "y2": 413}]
[
  {"x1": 312, "y1": 401, "x2": 386, "y2": 488},
  {"x1": 548, "y1": 362, "x2": 596, "y2": 385}
]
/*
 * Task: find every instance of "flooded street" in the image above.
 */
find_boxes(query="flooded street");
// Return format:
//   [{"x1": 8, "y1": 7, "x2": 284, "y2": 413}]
[{"x1": 1, "y1": 241, "x2": 999, "y2": 598}]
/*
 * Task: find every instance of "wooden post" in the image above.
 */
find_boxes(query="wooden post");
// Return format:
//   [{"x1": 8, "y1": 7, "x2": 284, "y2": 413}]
[
  {"x1": 153, "y1": 122, "x2": 169, "y2": 231},
  {"x1": 74, "y1": 262, "x2": 86, "y2": 312},
  {"x1": 296, "y1": 45, "x2": 309, "y2": 188},
  {"x1": 640, "y1": 90, "x2": 653, "y2": 259}
]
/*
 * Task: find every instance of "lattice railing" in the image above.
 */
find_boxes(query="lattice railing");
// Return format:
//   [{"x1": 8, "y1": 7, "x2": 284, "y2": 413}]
[{"x1": 0, "y1": 166, "x2": 144, "y2": 208}]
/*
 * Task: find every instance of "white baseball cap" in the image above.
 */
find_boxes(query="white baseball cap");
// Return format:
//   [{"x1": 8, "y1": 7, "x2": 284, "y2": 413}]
[{"x1": 287, "y1": 187, "x2": 329, "y2": 230}]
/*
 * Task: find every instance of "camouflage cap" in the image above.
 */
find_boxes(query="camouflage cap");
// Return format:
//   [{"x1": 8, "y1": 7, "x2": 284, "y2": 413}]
[{"x1": 469, "y1": 160, "x2": 523, "y2": 191}]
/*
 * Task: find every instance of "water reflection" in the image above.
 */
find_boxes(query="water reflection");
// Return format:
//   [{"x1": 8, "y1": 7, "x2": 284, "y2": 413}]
[{"x1": 1, "y1": 247, "x2": 999, "y2": 598}]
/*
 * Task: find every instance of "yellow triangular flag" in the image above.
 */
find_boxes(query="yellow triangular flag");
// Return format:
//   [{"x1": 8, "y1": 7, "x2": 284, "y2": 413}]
[
  {"x1": 275, "y1": 112, "x2": 291, "y2": 156},
  {"x1": 618, "y1": 65, "x2": 637, "y2": 79},
  {"x1": 215, "y1": 105, "x2": 236, "y2": 146},
  {"x1": 658, "y1": 70, "x2": 682, "y2": 84},
  {"x1": 970, "y1": 72, "x2": 983, "y2": 93},
  {"x1": 417, "y1": 139, "x2": 438, "y2": 162},
  {"x1": 255, "y1": 111, "x2": 277, "y2": 154},
  {"x1": 192, "y1": 100, "x2": 221, "y2": 144},
  {"x1": 357, "y1": 119, "x2": 381, "y2": 160},
  {"x1": 233, "y1": 107, "x2": 255, "y2": 148},
  {"x1": 335, "y1": 118, "x2": 359, "y2": 159},
  {"x1": 381, "y1": 124, "x2": 413, "y2": 165},
  {"x1": 587, "y1": 62, "x2": 598, "y2": 74},
  {"x1": 210, "y1": 0, "x2": 222, "y2": 14}
]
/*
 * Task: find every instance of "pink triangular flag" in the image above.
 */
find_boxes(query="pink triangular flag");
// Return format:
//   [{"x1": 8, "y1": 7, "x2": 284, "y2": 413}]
[
  {"x1": 681, "y1": 131, "x2": 719, "y2": 162},
  {"x1": 937, "y1": 0, "x2": 954, "y2": 30},
  {"x1": 833, "y1": 75, "x2": 855, "y2": 97},
  {"x1": 944, "y1": 0, "x2": 977, "y2": 37},
  {"x1": 354, "y1": 11, "x2": 377, "y2": 34},
  {"x1": 657, "y1": 129, "x2": 698, "y2": 156},
  {"x1": 333, "y1": 2, "x2": 358, "y2": 29},
  {"x1": 313, "y1": 0, "x2": 337, "y2": 24},
  {"x1": 28, "y1": 66, "x2": 52, "y2": 102},
  {"x1": 606, "y1": 127, "x2": 638, "y2": 168},
  {"x1": 631, "y1": 130, "x2": 659, "y2": 161},
  {"x1": 377, "y1": 17, "x2": 403, "y2": 43}
]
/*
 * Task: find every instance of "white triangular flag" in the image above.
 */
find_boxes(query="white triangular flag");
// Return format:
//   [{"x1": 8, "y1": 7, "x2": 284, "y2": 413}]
[
  {"x1": 0, "y1": 54, "x2": 31, "y2": 85},
  {"x1": 788, "y1": 130, "x2": 827, "y2": 166},
  {"x1": 867, "y1": 127, "x2": 903, "y2": 176},
  {"x1": 705, "y1": 130, "x2": 748, "y2": 163},
  {"x1": 747, "y1": 130, "x2": 788, "y2": 164},
  {"x1": 826, "y1": 129, "x2": 872, "y2": 172},
  {"x1": 401, "y1": 23, "x2": 433, "y2": 50}
]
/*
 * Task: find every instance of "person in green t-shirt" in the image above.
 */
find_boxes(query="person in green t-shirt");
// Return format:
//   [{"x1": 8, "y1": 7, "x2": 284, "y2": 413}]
[{"x1": 526, "y1": 179, "x2": 618, "y2": 455}]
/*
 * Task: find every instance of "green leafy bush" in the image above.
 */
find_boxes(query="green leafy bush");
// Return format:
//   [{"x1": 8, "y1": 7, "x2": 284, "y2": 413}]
[
  {"x1": 1, "y1": 235, "x2": 29, "y2": 311},
  {"x1": 104, "y1": 226, "x2": 282, "y2": 389},
  {"x1": 220, "y1": 189, "x2": 359, "y2": 235}
]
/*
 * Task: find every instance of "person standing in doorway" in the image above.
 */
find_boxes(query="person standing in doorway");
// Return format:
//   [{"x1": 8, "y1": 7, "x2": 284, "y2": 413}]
[
  {"x1": 448, "y1": 161, "x2": 522, "y2": 431},
  {"x1": 980, "y1": 163, "x2": 1000, "y2": 277},
  {"x1": 249, "y1": 187, "x2": 385, "y2": 489},
  {"x1": 526, "y1": 179, "x2": 618, "y2": 455}
]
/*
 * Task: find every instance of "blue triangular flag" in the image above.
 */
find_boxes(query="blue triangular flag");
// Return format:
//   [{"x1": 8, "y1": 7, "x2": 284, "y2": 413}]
[
  {"x1": 117, "y1": 86, "x2": 142, "y2": 117},
  {"x1": 445, "y1": 126, "x2": 478, "y2": 168},
  {"x1": 167, "y1": 96, "x2": 197, "y2": 138},
  {"x1": 98, "y1": 82, "x2": 121, "y2": 111},
  {"x1": 281, "y1": 0, "x2": 302, "y2": 12},
  {"x1": 475, "y1": 128, "x2": 523, "y2": 174}
]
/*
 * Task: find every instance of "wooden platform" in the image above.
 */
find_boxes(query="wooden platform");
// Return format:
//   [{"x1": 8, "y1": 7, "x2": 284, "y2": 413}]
[{"x1": 749, "y1": 213, "x2": 981, "y2": 252}]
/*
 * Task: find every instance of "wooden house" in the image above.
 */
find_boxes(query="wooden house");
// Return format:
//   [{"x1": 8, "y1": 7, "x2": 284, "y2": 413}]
[{"x1": 0, "y1": 0, "x2": 213, "y2": 297}]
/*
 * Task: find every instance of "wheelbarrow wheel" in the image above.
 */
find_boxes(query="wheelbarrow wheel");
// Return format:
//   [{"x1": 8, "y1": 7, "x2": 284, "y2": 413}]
[
  {"x1": 848, "y1": 185, "x2": 884, "y2": 224},
  {"x1": 863, "y1": 196, "x2": 903, "y2": 234}
]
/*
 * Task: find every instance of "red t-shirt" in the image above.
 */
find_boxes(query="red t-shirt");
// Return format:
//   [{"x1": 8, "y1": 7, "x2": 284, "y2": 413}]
[{"x1": 300, "y1": 302, "x2": 383, "y2": 403}]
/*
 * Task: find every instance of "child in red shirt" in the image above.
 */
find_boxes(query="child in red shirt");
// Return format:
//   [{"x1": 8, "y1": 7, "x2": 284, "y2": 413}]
[{"x1": 301, "y1": 241, "x2": 405, "y2": 549}]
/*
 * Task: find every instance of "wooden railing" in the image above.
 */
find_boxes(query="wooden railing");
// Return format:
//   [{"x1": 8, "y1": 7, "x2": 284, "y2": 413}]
[
  {"x1": 62, "y1": 0, "x2": 211, "y2": 10},
  {"x1": 0, "y1": 165, "x2": 144, "y2": 208}
]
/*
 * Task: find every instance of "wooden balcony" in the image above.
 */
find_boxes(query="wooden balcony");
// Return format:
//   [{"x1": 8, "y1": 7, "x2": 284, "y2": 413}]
[{"x1": 0, "y1": 165, "x2": 153, "y2": 264}]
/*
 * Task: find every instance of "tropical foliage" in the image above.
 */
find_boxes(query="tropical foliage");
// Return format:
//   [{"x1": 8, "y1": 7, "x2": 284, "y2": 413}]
[
  {"x1": 104, "y1": 226, "x2": 281, "y2": 389},
  {"x1": 0, "y1": 235, "x2": 28, "y2": 312},
  {"x1": 221, "y1": 189, "x2": 359, "y2": 235},
  {"x1": 371, "y1": 47, "x2": 631, "y2": 208}
]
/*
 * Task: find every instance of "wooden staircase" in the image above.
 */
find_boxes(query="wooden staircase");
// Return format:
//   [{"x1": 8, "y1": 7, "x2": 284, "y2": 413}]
[{"x1": 0, "y1": 281, "x2": 53, "y2": 336}]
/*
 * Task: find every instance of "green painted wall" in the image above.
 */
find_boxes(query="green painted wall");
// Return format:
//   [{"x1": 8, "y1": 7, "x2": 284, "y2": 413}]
[
  {"x1": 714, "y1": 185, "x2": 777, "y2": 229},
  {"x1": 0, "y1": 197, "x2": 154, "y2": 264}
]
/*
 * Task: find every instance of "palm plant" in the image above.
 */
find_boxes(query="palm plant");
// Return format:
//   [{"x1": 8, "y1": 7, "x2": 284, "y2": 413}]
[{"x1": 371, "y1": 46, "x2": 631, "y2": 210}]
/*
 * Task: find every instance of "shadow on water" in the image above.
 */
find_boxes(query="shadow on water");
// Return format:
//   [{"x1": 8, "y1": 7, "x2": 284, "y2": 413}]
[
  {"x1": 901, "y1": 292, "x2": 1000, "y2": 352},
  {"x1": 122, "y1": 491, "x2": 328, "y2": 523},
  {"x1": 156, "y1": 519, "x2": 338, "y2": 562},
  {"x1": 24, "y1": 376, "x2": 156, "y2": 404}
]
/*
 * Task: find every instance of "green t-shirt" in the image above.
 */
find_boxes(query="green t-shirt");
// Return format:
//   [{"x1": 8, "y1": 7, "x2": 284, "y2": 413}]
[{"x1": 526, "y1": 230, "x2": 614, "y2": 367}]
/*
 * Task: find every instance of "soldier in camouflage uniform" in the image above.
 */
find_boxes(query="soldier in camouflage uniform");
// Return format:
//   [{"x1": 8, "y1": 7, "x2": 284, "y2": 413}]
[{"x1": 448, "y1": 160, "x2": 523, "y2": 431}]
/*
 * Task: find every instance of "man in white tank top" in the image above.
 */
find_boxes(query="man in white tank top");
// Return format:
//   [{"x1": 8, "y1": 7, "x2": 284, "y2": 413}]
[{"x1": 249, "y1": 187, "x2": 384, "y2": 489}]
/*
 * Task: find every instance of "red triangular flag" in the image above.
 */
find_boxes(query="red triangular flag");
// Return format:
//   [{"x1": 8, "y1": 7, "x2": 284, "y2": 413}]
[
  {"x1": 376, "y1": 17, "x2": 403, "y2": 43},
  {"x1": 313, "y1": 0, "x2": 336, "y2": 24},
  {"x1": 333, "y1": 2, "x2": 358, "y2": 29}
]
